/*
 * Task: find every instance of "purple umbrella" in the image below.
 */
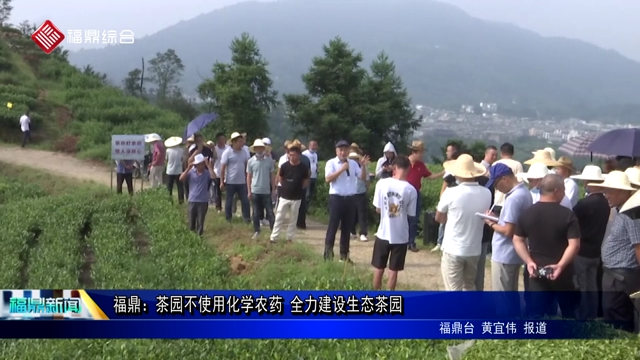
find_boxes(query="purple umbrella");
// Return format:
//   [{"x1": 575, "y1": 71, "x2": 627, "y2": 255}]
[
  {"x1": 183, "y1": 113, "x2": 218, "y2": 140},
  {"x1": 587, "y1": 128, "x2": 640, "y2": 157}
]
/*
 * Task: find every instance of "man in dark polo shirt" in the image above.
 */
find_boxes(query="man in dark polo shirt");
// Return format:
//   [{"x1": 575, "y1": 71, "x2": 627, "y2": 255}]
[{"x1": 570, "y1": 165, "x2": 610, "y2": 320}]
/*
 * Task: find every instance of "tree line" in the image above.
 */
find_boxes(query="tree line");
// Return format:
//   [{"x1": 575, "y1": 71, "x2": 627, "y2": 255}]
[{"x1": 122, "y1": 33, "x2": 419, "y2": 158}]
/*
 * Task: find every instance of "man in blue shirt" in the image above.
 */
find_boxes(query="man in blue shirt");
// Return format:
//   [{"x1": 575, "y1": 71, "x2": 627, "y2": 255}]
[
  {"x1": 180, "y1": 154, "x2": 216, "y2": 236},
  {"x1": 116, "y1": 160, "x2": 135, "y2": 195},
  {"x1": 484, "y1": 164, "x2": 533, "y2": 315}
]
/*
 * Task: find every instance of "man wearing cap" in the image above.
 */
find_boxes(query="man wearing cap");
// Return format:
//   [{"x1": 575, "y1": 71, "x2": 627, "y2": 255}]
[
  {"x1": 591, "y1": 171, "x2": 640, "y2": 332},
  {"x1": 247, "y1": 139, "x2": 276, "y2": 239},
  {"x1": 147, "y1": 134, "x2": 166, "y2": 188},
  {"x1": 220, "y1": 132, "x2": 251, "y2": 223},
  {"x1": 570, "y1": 165, "x2": 610, "y2": 320},
  {"x1": 435, "y1": 154, "x2": 491, "y2": 291},
  {"x1": 179, "y1": 154, "x2": 216, "y2": 236},
  {"x1": 407, "y1": 140, "x2": 444, "y2": 252},
  {"x1": 212, "y1": 133, "x2": 229, "y2": 212},
  {"x1": 299, "y1": 140, "x2": 319, "y2": 230},
  {"x1": 493, "y1": 143, "x2": 524, "y2": 213},
  {"x1": 483, "y1": 164, "x2": 533, "y2": 297},
  {"x1": 324, "y1": 140, "x2": 370, "y2": 262},
  {"x1": 554, "y1": 156, "x2": 579, "y2": 207}
]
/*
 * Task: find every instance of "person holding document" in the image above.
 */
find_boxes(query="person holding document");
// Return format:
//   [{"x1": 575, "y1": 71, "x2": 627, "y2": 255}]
[
  {"x1": 435, "y1": 154, "x2": 491, "y2": 291},
  {"x1": 483, "y1": 164, "x2": 533, "y2": 295}
]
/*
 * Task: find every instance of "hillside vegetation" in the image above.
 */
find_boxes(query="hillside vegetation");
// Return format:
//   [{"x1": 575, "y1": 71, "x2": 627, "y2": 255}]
[
  {"x1": 0, "y1": 27, "x2": 185, "y2": 160},
  {"x1": 69, "y1": 0, "x2": 640, "y2": 119}
]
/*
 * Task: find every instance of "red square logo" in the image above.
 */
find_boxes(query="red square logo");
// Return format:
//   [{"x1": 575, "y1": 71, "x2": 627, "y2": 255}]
[{"x1": 31, "y1": 20, "x2": 65, "y2": 54}]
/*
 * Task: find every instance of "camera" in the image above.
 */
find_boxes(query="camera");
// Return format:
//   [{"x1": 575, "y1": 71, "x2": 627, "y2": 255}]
[{"x1": 535, "y1": 266, "x2": 553, "y2": 279}]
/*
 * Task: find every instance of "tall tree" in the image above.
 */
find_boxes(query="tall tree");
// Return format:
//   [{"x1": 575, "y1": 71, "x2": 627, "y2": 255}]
[
  {"x1": 147, "y1": 49, "x2": 184, "y2": 100},
  {"x1": 123, "y1": 68, "x2": 144, "y2": 97},
  {"x1": 82, "y1": 64, "x2": 108, "y2": 84},
  {"x1": 0, "y1": 0, "x2": 12, "y2": 27},
  {"x1": 17, "y1": 20, "x2": 36, "y2": 36},
  {"x1": 283, "y1": 37, "x2": 369, "y2": 157},
  {"x1": 197, "y1": 33, "x2": 277, "y2": 140},
  {"x1": 363, "y1": 52, "x2": 419, "y2": 151}
]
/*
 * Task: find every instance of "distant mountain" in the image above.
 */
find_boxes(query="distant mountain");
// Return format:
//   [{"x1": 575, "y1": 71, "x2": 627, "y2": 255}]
[{"x1": 68, "y1": 0, "x2": 640, "y2": 115}]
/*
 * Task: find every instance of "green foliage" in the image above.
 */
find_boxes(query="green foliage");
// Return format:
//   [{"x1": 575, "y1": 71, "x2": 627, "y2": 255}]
[
  {"x1": 284, "y1": 37, "x2": 418, "y2": 159},
  {"x1": 147, "y1": 49, "x2": 184, "y2": 99},
  {"x1": 122, "y1": 68, "x2": 144, "y2": 97},
  {"x1": 0, "y1": 179, "x2": 45, "y2": 204},
  {"x1": 198, "y1": 33, "x2": 278, "y2": 140}
]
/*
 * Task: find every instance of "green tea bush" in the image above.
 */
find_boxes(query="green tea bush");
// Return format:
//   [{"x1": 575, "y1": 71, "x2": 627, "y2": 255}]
[{"x1": 0, "y1": 180, "x2": 45, "y2": 204}]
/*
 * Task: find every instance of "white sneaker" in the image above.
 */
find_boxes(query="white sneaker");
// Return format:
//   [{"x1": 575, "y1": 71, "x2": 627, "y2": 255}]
[
  {"x1": 350, "y1": 234, "x2": 357, "y2": 240},
  {"x1": 251, "y1": 232, "x2": 259, "y2": 240},
  {"x1": 359, "y1": 235, "x2": 368, "y2": 242},
  {"x1": 431, "y1": 244, "x2": 441, "y2": 252}
]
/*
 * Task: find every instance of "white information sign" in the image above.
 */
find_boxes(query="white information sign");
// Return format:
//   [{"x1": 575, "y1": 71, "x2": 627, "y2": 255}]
[{"x1": 111, "y1": 135, "x2": 146, "y2": 161}]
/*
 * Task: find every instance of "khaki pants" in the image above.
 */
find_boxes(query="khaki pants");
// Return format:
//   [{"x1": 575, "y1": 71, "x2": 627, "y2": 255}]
[
  {"x1": 270, "y1": 198, "x2": 301, "y2": 241},
  {"x1": 150, "y1": 166, "x2": 164, "y2": 188},
  {"x1": 441, "y1": 252, "x2": 480, "y2": 291},
  {"x1": 491, "y1": 261, "x2": 521, "y2": 291}
]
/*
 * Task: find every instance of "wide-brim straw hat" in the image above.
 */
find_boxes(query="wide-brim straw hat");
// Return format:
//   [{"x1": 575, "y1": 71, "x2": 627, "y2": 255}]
[
  {"x1": 287, "y1": 139, "x2": 306, "y2": 150},
  {"x1": 408, "y1": 140, "x2": 425, "y2": 152},
  {"x1": 226, "y1": 132, "x2": 245, "y2": 145},
  {"x1": 523, "y1": 150, "x2": 561, "y2": 166},
  {"x1": 249, "y1": 139, "x2": 271, "y2": 153},
  {"x1": 620, "y1": 190, "x2": 640, "y2": 213},
  {"x1": 145, "y1": 133, "x2": 162, "y2": 143},
  {"x1": 443, "y1": 154, "x2": 487, "y2": 178},
  {"x1": 624, "y1": 168, "x2": 640, "y2": 187},
  {"x1": 531, "y1": 147, "x2": 557, "y2": 161},
  {"x1": 350, "y1": 143, "x2": 363, "y2": 155},
  {"x1": 570, "y1": 165, "x2": 606, "y2": 182},
  {"x1": 555, "y1": 156, "x2": 575, "y2": 173},
  {"x1": 589, "y1": 171, "x2": 636, "y2": 191},
  {"x1": 516, "y1": 163, "x2": 549, "y2": 184},
  {"x1": 348, "y1": 152, "x2": 361, "y2": 160},
  {"x1": 164, "y1": 136, "x2": 182, "y2": 148}
]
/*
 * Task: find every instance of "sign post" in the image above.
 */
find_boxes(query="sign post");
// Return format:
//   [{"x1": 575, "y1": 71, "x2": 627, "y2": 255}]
[{"x1": 111, "y1": 135, "x2": 146, "y2": 193}]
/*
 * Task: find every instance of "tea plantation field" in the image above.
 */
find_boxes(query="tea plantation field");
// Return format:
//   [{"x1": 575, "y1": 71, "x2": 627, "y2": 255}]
[{"x1": 0, "y1": 175, "x2": 636, "y2": 359}]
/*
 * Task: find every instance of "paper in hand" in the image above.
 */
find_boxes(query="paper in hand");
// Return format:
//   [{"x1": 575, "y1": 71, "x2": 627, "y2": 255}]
[{"x1": 475, "y1": 213, "x2": 499, "y2": 223}]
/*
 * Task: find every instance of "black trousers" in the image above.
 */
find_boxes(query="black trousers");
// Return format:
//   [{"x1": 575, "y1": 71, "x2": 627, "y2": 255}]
[
  {"x1": 166, "y1": 174, "x2": 184, "y2": 204},
  {"x1": 324, "y1": 194, "x2": 356, "y2": 260},
  {"x1": 351, "y1": 192, "x2": 368, "y2": 235},
  {"x1": 526, "y1": 269, "x2": 578, "y2": 319},
  {"x1": 297, "y1": 178, "x2": 317, "y2": 228},
  {"x1": 116, "y1": 173, "x2": 133, "y2": 195},
  {"x1": 602, "y1": 267, "x2": 640, "y2": 333},
  {"x1": 213, "y1": 178, "x2": 222, "y2": 210},
  {"x1": 21, "y1": 130, "x2": 31, "y2": 148}
]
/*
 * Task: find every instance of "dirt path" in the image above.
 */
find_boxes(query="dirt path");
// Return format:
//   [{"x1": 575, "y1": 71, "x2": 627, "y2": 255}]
[{"x1": 0, "y1": 146, "x2": 502, "y2": 290}]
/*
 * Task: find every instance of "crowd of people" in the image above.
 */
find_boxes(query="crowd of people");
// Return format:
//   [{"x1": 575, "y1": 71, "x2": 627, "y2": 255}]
[{"x1": 114, "y1": 133, "x2": 640, "y2": 333}]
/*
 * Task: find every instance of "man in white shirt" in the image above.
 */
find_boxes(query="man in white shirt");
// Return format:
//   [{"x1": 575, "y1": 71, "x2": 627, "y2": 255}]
[
  {"x1": 324, "y1": 140, "x2": 370, "y2": 263},
  {"x1": 493, "y1": 143, "x2": 524, "y2": 212},
  {"x1": 20, "y1": 110, "x2": 31, "y2": 148},
  {"x1": 372, "y1": 155, "x2": 417, "y2": 291},
  {"x1": 165, "y1": 137, "x2": 185, "y2": 204},
  {"x1": 553, "y1": 156, "x2": 579, "y2": 207},
  {"x1": 518, "y1": 163, "x2": 573, "y2": 209},
  {"x1": 298, "y1": 140, "x2": 319, "y2": 229},
  {"x1": 436, "y1": 154, "x2": 491, "y2": 291}
]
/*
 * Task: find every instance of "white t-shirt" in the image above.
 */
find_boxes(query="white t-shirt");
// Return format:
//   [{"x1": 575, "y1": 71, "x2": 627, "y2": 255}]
[
  {"x1": 214, "y1": 145, "x2": 230, "y2": 176},
  {"x1": 564, "y1": 178, "x2": 579, "y2": 207},
  {"x1": 373, "y1": 178, "x2": 418, "y2": 244},
  {"x1": 302, "y1": 150, "x2": 318, "y2": 178},
  {"x1": 20, "y1": 115, "x2": 30, "y2": 132},
  {"x1": 437, "y1": 182, "x2": 492, "y2": 257},
  {"x1": 165, "y1": 147, "x2": 184, "y2": 175}
]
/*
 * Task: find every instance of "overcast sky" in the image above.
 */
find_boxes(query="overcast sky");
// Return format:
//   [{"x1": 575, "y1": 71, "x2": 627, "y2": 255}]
[{"x1": 10, "y1": 0, "x2": 640, "y2": 61}]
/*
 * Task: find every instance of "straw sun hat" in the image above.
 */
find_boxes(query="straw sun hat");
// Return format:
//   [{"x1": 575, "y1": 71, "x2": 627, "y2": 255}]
[
  {"x1": 531, "y1": 147, "x2": 557, "y2": 161},
  {"x1": 443, "y1": 154, "x2": 486, "y2": 178},
  {"x1": 144, "y1": 133, "x2": 162, "y2": 143},
  {"x1": 408, "y1": 140, "x2": 425, "y2": 152},
  {"x1": 164, "y1": 136, "x2": 182, "y2": 148},
  {"x1": 624, "y1": 168, "x2": 640, "y2": 187},
  {"x1": 620, "y1": 189, "x2": 640, "y2": 213},
  {"x1": 570, "y1": 165, "x2": 606, "y2": 182},
  {"x1": 249, "y1": 139, "x2": 271, "y2": 153},
  {"x1": 523, "y1": 150, "x2": 561, "y2": 167},
  {"x1": 516, "y1": 163, "x2": 549, "y2": 184},
  {"x1": 589, "y1": 171, "x2": 636, "y2": 191},
  {"x1": 348, "y1": 152, "x2": 361, "y2": 160},
  {"x1": 287, "y1": 139, "x2": 306, "y2": 150}
]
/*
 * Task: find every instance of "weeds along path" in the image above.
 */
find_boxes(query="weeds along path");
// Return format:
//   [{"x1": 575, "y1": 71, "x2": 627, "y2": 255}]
[{"x1": 0, "y1": 146, "x2": 481, "y2": 290}]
